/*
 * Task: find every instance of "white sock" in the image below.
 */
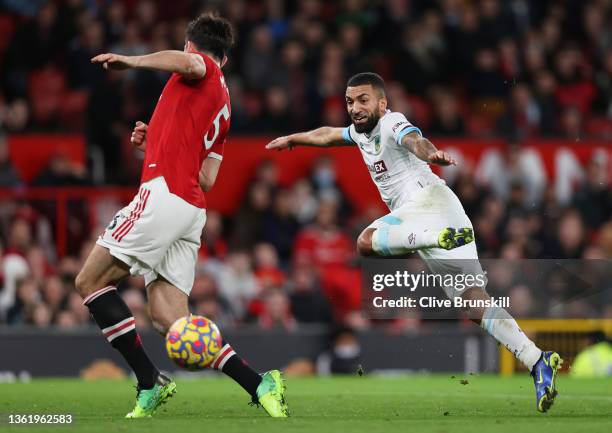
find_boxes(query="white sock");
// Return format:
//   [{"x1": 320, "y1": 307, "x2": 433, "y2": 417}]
[
  {"x1": 481, "y1": 306, "x2": 542, "y2": 371},
  {"x1": 371, "y1": 221, "x2": 440, "y2": 256}
]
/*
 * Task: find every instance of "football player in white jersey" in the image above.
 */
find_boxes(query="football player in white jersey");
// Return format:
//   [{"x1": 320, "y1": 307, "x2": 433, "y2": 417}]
[{"x1": 266, "y1": 72, "x2": 562, "y2": 413}]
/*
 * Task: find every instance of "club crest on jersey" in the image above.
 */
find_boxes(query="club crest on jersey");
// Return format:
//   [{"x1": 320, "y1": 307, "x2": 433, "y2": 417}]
[
  {"x1": 373, "y1": 160, "x2": 388, "y2": 174},
  {"x1": 374, "y1": 135, "x2": 381, "y2": 152}
]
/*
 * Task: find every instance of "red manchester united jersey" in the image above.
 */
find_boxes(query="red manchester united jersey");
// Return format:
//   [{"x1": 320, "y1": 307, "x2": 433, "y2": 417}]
[{"x1": 141, "y1": 51, "x2": 230, "y2": 208}]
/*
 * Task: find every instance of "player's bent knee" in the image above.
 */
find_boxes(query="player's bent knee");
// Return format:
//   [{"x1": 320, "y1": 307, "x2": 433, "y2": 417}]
[
  {"x1": 74, "y1": 271, "x2": 93, "y2": 297},
  {"x1": 357, "y1": 229, "x2": 375, "y2": 256},
  {"x1": 74, "y1": 265, "x2": 108, "y2": 298}
]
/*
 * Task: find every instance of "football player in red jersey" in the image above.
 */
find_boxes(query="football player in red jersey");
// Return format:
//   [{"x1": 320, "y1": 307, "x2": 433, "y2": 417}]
[{"x1": 77, "y1": 14, "x2": 288, "y2": 418}]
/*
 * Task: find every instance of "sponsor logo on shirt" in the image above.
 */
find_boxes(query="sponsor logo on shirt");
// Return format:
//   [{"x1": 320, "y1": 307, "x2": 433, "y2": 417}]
[
  {"x1": 392, "y1": 121, "x2": 408, "y2": 132},
  {"x1": 367, "y1": 160, "x2": 390, "y2": 183},
  {"x1": 373, "y1": 160, "x2": 388, "y2": 174},
  {"x1": 375, "y1": 172, "x2": 390, "y2": 183}
]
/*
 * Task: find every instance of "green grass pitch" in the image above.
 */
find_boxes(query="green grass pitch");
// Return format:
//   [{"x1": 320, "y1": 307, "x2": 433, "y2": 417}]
[{"x1": 2, "y1": 375, "x2": 611, "y2": 433}]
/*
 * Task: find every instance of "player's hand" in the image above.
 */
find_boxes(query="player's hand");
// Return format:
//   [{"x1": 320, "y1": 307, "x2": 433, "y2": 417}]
[
  {"x1": 428, "y1": 150, "x2": 457, "y2": 166},
  {"x1": 265, "y1": 136, "x2": 294, "y2": 151},
  {"x1": 91, "y1": 53, "x2": 134, "y2": 70},
  {"x1": 131, "y1": 121, "x2": 147, "y2": 150}
]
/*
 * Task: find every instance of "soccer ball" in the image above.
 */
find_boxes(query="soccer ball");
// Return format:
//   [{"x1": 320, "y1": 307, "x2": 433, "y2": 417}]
[{"x1": 165, "y1": 315, "x2": 223, "y2": 370}]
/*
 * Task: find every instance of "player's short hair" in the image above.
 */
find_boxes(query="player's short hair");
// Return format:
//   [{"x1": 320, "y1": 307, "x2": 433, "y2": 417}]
[
  {"x1": 186, "y1": 13, "x2": 235, "y2": 61},
  {"x1": 347, "y1": 72, "x2": 386, "y2": 97}
]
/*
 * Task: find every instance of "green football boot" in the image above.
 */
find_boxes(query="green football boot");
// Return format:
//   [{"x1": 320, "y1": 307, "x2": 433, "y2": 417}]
[
  {"x1": 254, "y1": 370, "x2": 289, "y2": 418},
  {"x1": 438, "y1": 227, "x2": 474, "y2": 250},
  {"x1": 125, "y1": 373, "x2": 177, "y2": 419}
]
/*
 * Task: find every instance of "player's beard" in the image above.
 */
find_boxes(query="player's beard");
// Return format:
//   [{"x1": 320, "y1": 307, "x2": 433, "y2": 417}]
[{"x1": 353, "y1": 111, "x2": 380, "y2": 134}]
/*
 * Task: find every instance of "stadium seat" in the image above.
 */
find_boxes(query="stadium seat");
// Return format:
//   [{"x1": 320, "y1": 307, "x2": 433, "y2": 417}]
[
  {"x1": 586, "y1": 117, "x2": 612, "y2": 140},
  {"x1": 466, "y1": 114, "x2": 495, "y2": 137},
  {"x1": 556, "y1": 82, "x2": 596, "y2": 115},
  {"x1": 28, "y1": 68, "x2": 67, "y2": 125},
  {"x1": 59, "y1": 90, "x2": 89, "y2": 131}
]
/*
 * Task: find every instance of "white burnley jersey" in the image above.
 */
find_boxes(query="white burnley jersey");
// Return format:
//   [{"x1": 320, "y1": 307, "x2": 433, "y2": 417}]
[{"x1": 342, "y1": 110, "x2": 442, "y2": 211}]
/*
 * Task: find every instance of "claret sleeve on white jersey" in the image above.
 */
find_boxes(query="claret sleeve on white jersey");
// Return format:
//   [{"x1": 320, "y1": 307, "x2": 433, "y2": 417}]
[{"x1": 383, "y1": 112, "x2": 423, "y2": 147}]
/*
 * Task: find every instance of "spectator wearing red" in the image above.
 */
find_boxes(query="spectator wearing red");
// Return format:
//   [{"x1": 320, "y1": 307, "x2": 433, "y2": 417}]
[
  {"x1": 554, "y1": 45, "x2": 596, "y2": 116},
  {"x1": 293, "y1": 198, "x2": 353, "y2": 272},
  {"x1": 253, "y1": 243, "x2": 285, "y2": 290},
  {"x1": 258, "y1": 287, "x2": 296, "y2": 331}
]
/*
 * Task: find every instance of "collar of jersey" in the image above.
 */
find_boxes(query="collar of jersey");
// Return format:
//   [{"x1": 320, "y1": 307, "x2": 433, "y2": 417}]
[
  {"x1": 359, "y1": 110, "x2": 389, "y2": 155},
  {"x1": 363, "y1": 110, "x2": 390, "y2": 140}
]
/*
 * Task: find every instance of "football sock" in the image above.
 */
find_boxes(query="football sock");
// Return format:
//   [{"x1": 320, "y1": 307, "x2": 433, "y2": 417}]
[
  {"x1": 371, "y1": 219, "x2": 440, "y2": 255},
  {"x1": 84, "y1": 286, "x2": 159, "y2": 389},
  {"x1": 480, "y1": 306, "x2": 542, "y2": 371},
  {"x1": 212, "y1": 342, "x2": 262, "y2": 397}
]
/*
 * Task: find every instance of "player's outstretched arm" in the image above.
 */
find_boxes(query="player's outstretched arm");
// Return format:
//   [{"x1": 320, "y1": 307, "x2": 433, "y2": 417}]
[
  {"x1": 91, "y1": 50, "x2": 206, "y2": 79},
  {"x1": 401, "y1": 131, "x2": 457, "y2": 166},
  {"x1": 266, "y1": 127, "x2": 351, "y2": 151}
]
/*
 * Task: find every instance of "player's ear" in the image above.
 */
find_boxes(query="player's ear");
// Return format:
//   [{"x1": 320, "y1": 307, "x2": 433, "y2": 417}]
[
  {"x1": 379, "y1": 97, "x2": 387, "y2": 112},
  {"x1": 220, "y1": 55, "x2": 228, "y2": 68}
]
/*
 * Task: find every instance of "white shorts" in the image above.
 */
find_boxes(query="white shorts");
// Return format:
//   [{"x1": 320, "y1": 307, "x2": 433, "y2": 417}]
[
  {"x1": 97, "y1": 176, "x2": 206, "y2": 295},
  {"x1": 368, "y1": 183, "x2": 485, "y2": 298}
]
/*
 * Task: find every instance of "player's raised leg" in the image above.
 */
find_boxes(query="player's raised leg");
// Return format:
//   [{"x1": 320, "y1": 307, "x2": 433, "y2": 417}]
[
  {"x1": 460, "y1": 288, "x2": 562, "y2": 412},
  {"x1": 357, "y1": 208, "x2": 473, "y2": 257},
  {"x1": 75, "y1": 244, "x2": 174, "y2": 418},
  {"x1": 358, "y1": 225, "x2": 473, "y2": 256},
  {"x1": 147, "y1": 279, "x2": 289, "y2": 417}
]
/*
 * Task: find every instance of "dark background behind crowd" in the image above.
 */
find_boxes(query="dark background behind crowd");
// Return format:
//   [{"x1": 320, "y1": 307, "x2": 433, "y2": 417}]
[{"x1": 0, "y1": 0, "x2": 610, "y2": 330}]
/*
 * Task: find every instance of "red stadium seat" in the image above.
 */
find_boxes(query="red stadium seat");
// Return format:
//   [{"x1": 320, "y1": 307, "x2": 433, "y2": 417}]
[
  {"x1": 28, "y1": 68, "x2": 67, "y2": 125},
  {"x1": 320, "y1": 265, "x2": 362, "y2": 320},
  {"x1": 59, "y1": 90, "x2": 89, "y2": 131},
  {"x1": 466, "y1": 114, "x2": 495, "y2": 137},
  {"x1": 586, "y1": 117, "x2": 612, "y2": 140},
  {"x1": 556, "y1": 82, "x2": 596, "y2": 115}
]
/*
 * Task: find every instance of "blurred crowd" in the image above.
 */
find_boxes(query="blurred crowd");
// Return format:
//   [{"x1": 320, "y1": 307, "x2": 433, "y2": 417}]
[
  {"x1": 0, "y1": 0, "x2": 612, "y2": 181},
  {"x1": 0, "y1": 0, "x2": 611, "y2": 330},
  {"x1": 1, "y1": 156, "x2": 611, "y2": 330}
]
